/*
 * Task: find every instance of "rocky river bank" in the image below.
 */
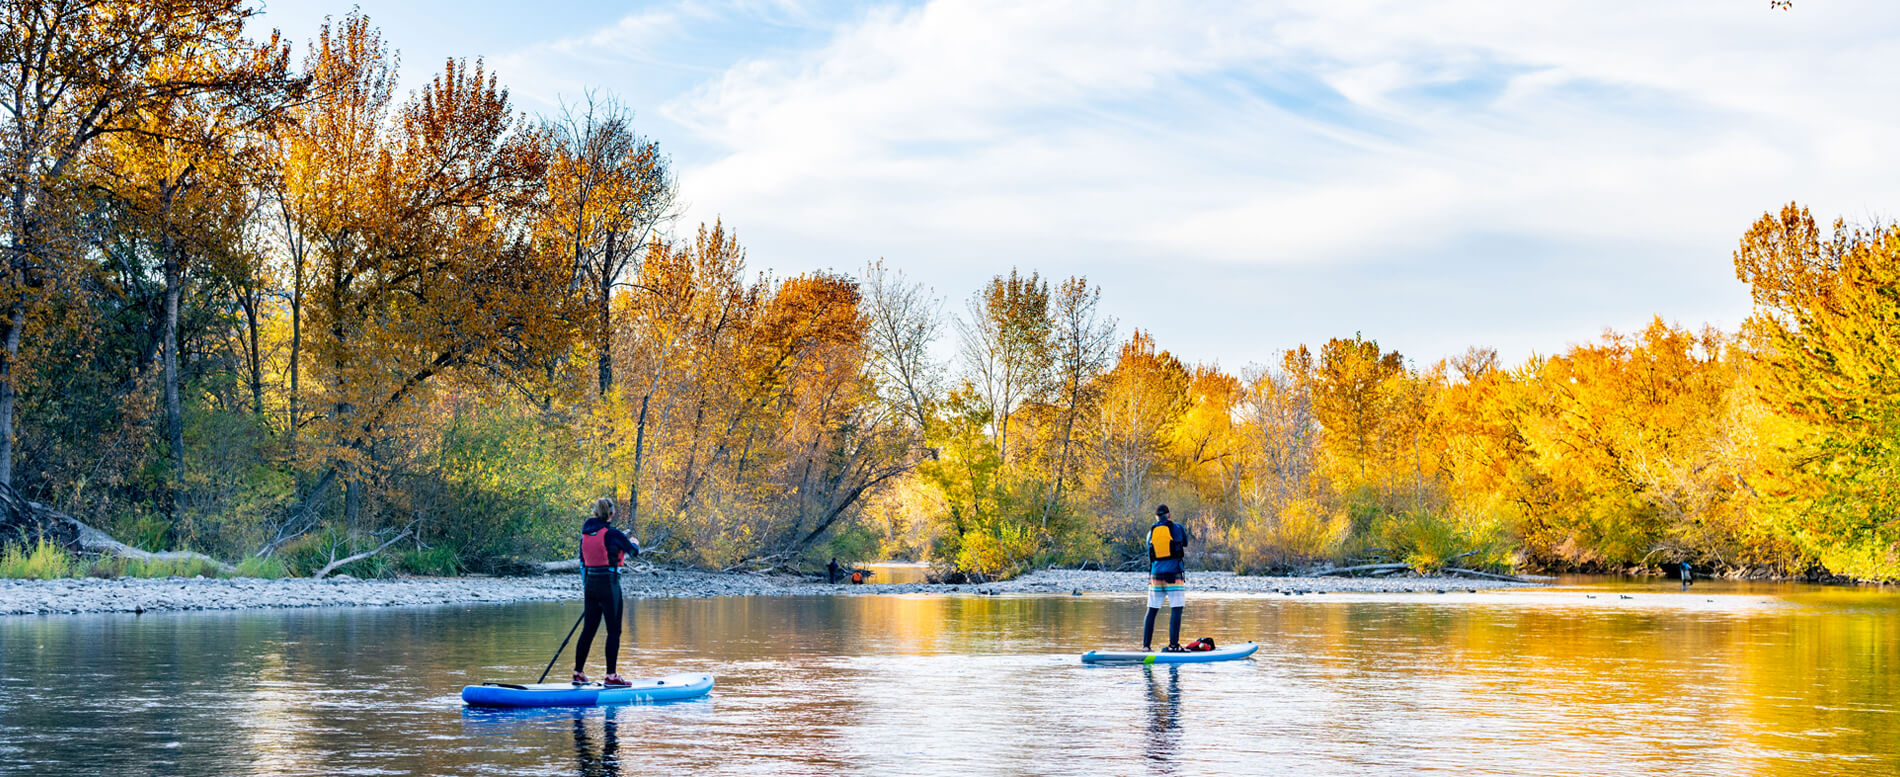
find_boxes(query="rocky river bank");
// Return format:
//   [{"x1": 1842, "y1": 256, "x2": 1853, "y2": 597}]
[{"x1": 0, "y1": 566, "x2": 1536, "y2": 616}]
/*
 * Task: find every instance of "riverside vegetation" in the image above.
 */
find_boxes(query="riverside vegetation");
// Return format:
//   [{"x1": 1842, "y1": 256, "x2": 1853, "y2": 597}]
[{"x1": 1, "y1": 2, "x2": 1897, "y2": 583}]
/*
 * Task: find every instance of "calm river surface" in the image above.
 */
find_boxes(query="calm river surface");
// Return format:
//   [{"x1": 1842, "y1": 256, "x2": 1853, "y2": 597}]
[{"x1": 1, "y1": 580, "x2": 1896, "y2": 776}]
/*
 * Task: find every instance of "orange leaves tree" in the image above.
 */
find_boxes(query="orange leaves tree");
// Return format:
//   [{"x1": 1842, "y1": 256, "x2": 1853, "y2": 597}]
[
  {"x1": 0, "y1": 0, "x2": 288, "y2": 489},
  {"x1": 1511, "y1": 320, "x2": 1758, "y2": 569},
  {"x1": 272, "y1": 13, "x2": 575, "y2": 539},
  {"x1": 83, "y1": 13, "x2": 296, "y2": 515},
  {"x1": 1091, "y1": 330, "x2": 1189, "y2": 546},
  {"x1": 1735, "y1": 204, "x2": 1900, "y2": 579},
  {"x1": 538, "y1": 93, "x2": 676, "y2": 398},
  {"x1": 605, "y1": 223, "x2": 908, "y2": 567}
]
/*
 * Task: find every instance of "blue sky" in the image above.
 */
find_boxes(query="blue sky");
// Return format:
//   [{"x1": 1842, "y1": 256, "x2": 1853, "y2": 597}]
[{"x1": 250, "y1": 0, "x2": 1900, "y2": 370}]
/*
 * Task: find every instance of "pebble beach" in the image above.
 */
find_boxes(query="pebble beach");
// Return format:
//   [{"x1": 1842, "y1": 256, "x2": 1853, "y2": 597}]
[{"x1": 0, "y1": 567, "x2": 1536, "y2": 616}]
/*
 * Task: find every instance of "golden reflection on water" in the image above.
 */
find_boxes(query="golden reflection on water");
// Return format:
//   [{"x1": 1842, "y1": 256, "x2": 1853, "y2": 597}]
[{"x1": 0, "y1": 583, "x2": 1895, "y2": 776}]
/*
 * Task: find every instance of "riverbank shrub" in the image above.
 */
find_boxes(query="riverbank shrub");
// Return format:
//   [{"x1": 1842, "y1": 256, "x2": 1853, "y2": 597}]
[
  {"x1": 83, "y1": 554, "x2": 227, "y2": 579},
  {"x1": 1370, "y1": 509, "x2": 1514, "y2": 573},
  {"x1": 232, "y1": 556, "x2": 290, "y2": 579},
  {"x1": 1221, "y1": 498, "x2": 1351, "y2": 573},
  {"x1": 397, "y1": 547, "x2": 463, "y2": 577},
  {"x1": 0, "y1": 539, "x2": 75, "y2": 579},
  {"x1": 408, "y1": 408, "x2": 596, "y2": 565}
]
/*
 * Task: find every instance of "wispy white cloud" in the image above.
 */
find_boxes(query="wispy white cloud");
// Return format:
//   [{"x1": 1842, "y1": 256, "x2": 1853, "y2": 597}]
[{"x1": 489, "y1": 0, "x2": 1900, "y2": 364}]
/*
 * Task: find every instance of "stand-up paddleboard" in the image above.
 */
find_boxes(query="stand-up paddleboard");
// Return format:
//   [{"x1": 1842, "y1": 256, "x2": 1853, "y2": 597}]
[
  {"x1": 1081, "y1": 642, "x2": 1258, "y2": 665},
  {"x1": 462, "y1": 672, "x2": 713, "y2": 707}
]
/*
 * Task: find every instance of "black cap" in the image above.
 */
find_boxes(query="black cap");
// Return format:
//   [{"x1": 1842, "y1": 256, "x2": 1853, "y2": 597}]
[{"x1": 1155, "y1": 504, "x2": 1170, "y2": 517}]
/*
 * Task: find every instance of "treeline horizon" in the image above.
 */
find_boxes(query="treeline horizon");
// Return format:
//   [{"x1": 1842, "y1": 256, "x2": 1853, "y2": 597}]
[{"x1": 3, "y1": 2, "x2": 1895, "y2": 581}]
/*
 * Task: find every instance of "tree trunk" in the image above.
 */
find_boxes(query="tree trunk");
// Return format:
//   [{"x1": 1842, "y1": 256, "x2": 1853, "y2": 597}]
[
  {"x1": 283, "y1": 206, "x2": 304, "y2": 448},
  {"x1": 0, "y1": 302, "x2": 20, "y2": 488},
  {"x1": 628, "y1": 392, "x2": 649, "y2": 530},
  {"x1": 245, "y1": 293, "x2": 264, "y2": 416},
  {"x1": 344, "y1": 476, "x2": 362, "y2": 528},
  {"x1": 160, "y1": 184, "x2": 184, "y2": 508},
  {"x1": 1043, "y1": 402, "x2": 1079, "y2": 529},
  {"x1": 597, "y1": 240, "x2": 613, "y2": 395}
]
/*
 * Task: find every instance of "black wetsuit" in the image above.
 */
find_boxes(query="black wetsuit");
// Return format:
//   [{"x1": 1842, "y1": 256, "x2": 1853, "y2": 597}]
[{"x1": 574, "y1": 517, "x2": 640, "y2": 676}]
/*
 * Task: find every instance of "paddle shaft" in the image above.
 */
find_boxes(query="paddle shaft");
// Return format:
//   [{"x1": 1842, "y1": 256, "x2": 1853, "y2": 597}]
[{"x1": 537, "y1": 610, "x2": 587, "y2": 684}]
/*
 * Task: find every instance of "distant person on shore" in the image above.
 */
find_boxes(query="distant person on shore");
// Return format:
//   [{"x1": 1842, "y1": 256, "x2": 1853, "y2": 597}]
[
  {"x1": 828, "y1": 557, "x2": 841, "y2": 584},
  {"x1": 574, "y1": 497, "x2": 639, "y2": 686},
  {"x1": 1679, "y1": 561, "x2": 1693, "y2": 589},
  {"x1": 1143, "y1": 505, "x2": 1189, "y2": 652}
]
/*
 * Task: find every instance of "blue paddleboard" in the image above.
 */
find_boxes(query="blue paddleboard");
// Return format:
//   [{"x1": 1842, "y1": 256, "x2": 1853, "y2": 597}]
[
  {"x1": 461, "y1": 672, "x2": 713, "y2": 707},
  {"x1": 1081, "y1": 642, "x2": 1258, "y2": 664}
]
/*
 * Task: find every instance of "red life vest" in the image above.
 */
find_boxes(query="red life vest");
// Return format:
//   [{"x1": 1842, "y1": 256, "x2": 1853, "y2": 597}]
[{"x1": 581, "y1": 529, "x2": 621, "y2": 568}]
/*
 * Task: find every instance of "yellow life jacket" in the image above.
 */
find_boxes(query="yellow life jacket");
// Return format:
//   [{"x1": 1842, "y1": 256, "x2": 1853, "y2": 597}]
[{"x1": 1150, "y1": 524, "x2": 1177, "y2": 560}]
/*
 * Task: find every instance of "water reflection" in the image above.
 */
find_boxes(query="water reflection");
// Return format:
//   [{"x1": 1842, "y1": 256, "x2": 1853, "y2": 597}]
[
  {"x1": 1143, "y1": 665, "x2": 1182, "y2": 774},
  {"x1": 571, "y1": 711, "x2": 618, "y2": 777},
  {"x1": 860, "y1": 562, "x2": 930, "y2": 585},
  {"x1": 1, "y1": 586, "x2": 1896, "y2": 776}
]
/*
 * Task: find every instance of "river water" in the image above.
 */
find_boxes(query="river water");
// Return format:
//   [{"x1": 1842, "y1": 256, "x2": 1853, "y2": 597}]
[{"x1": 1, "y1": 580, "x2": 1895, "y2": 776}]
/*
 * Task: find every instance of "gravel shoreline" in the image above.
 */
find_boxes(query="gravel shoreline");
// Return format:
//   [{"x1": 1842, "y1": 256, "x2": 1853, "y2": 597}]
[{"x1": 0, "y1": 567, "x2": 1535, "y2": 616}]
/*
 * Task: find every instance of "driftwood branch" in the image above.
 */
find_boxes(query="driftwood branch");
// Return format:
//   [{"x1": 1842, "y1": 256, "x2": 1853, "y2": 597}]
[
  {"x1": 1443, "y1": 567, "x2": 1533, "y2": 583},
  {"x1": 312, "y1": 522, "x2": 415, "y2": 580},
  {"x1": 1309, "y1": 563, "x2": 1412, "y2": 577},
  {"x1": 723, "y1": 552, "x2": 793, "y2": 573}
]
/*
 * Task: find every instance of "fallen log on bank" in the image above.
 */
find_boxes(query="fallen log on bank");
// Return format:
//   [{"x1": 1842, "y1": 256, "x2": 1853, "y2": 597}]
[
  {"x1": 539, "y1": 552, "x2": 664, "y2": 574},
  {"x1": 1309, "y1": 563, "x2": 1413, "y2": 577},
  {"x1": 1443, "y1": 567, "x2": 1533, "y2": 584},
  {"x1": 0, "y1": 481, "x2": 234, "y2": 574}
]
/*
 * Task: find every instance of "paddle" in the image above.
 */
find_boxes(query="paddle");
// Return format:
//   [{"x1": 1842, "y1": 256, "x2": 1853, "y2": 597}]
[{"x1": 536, "y1": 610, "x2": 587, "y2": 684}]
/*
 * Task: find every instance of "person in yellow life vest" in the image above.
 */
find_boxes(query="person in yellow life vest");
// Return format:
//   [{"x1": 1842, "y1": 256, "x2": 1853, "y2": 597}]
[{"x1": 1143, "y1": 505, "x2": 1190, "y2": 652}]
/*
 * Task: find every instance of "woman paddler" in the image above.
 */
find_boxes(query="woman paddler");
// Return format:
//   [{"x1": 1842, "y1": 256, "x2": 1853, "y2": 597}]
[{"x1": 573, "y1": 497, "x2": 640, "y2": 686}]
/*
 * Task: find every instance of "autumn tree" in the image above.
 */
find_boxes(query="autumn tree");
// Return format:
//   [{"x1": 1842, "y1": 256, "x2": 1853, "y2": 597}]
[
  {"x1": 1169, "y1": 365, "x2": 1244, "y2": 520},
  {"x1": 614, "y1": 221, "x2": 755, "y2": 533},
  {"x1": 0, "y1": 0, "x2": 287, "y2": 486},
  {"x1": 1514, "y1": 320, "x2": 1750, "y2": 569},
  {"x1": 1225, "y1": 349, "x2": 1341, "y2": 566},
  {"x1": 1735, "y1": 204, "x2": 1900, "y2": 579},
  {"x1": 957, "y1": 270, "x2": 1051, "y2": 465},
  {"x1": 276, "y1": 15, "x2": 570, "y2": 540},
  {"x1": 1312, "y1": 333, "x2": 1405, "y2": 484},
  {"x1": 1041, "y1": 276, "x2": 1114, "y2": 524},
  {"x1": 1430, "y1": 347, "x2": 1531, "y2": 536},
  {"x1": 540, "y1": 92, "x2": 675, "y2": 397},
  {"x1": 861, "y1": 258, "x2": 943, "y2": 436},
  {"x1": 86, "y1": 18, "x2": 295, "y2": 508},
  {"x1": 1238, "y1": 349, "x2": 1317, "y2": 507},
  {"x1": 1092, "y1": 330, "x2": 1188, "y2": 543}
]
